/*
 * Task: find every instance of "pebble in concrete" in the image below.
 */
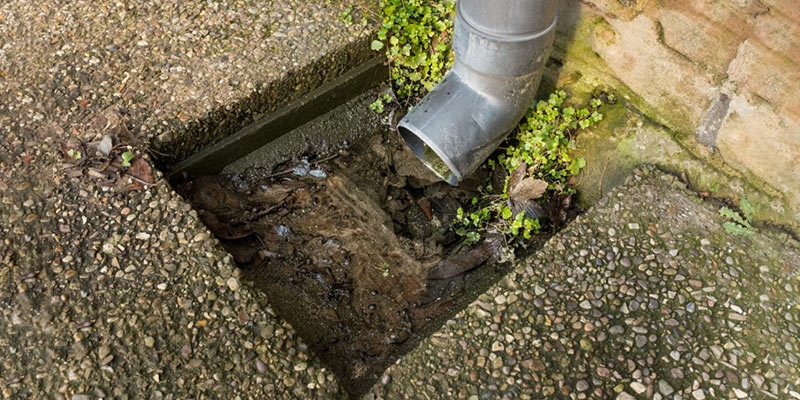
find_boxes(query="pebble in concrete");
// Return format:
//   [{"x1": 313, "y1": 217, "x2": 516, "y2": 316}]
[
  {"x1": 371, "y1": 167, "x2": 800, "y2": 399},
  {"x1": 0, "y1": 0, "x2": 377, "y2": 397}
]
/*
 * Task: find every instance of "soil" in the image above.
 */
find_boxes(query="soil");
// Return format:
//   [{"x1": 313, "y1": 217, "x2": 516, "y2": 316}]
[{"x1": 176, "y1": 132, "x2": 515, "y2": 395}]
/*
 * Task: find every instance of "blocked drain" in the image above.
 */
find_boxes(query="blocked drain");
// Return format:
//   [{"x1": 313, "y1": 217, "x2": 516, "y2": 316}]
[
  {"x1": 161, "y1": 59, "x2": 556, "y2": 396},
  {"x1": 173, "y1": 132, "x2": 514, "y2": 394}
]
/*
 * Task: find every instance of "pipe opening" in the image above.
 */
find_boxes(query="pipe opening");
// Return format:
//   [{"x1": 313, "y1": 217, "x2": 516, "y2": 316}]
[{"x1": 398, "y1": 126, "x2": 459, "y2": 186}]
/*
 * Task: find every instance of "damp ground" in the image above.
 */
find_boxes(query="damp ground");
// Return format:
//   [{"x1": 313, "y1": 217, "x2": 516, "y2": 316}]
[{"x1": 175, "y1": 132, "x2": 549, "y2": 395}]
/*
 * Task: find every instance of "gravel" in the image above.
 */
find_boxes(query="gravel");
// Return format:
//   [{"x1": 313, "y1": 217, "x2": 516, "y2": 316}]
[
  {"x1": 0, "y1": 0, "x2": 377, "y2": 398},
  {"x1": 371, "y1": 167, "x2": 800, "y2": 399},
  {"x1": 3, "y1": 1, "x2": 799, "y2": 397}
]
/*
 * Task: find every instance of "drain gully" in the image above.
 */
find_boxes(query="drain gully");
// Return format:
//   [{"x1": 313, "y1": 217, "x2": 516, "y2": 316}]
[
  {"x1": 168, "y1": 57, "x2": 388, "y2": 179},
  {"x1": 165, "y1": 55, "x2": 554, "y2": 397}
]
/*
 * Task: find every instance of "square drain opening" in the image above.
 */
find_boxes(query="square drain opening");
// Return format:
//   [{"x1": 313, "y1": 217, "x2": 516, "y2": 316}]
[
  {"x1": 155, "y1": 59, "x2": 557, "y2": 396},
  {"x1": 169, "y1": 130, "x2": 521, "y2": 395}
]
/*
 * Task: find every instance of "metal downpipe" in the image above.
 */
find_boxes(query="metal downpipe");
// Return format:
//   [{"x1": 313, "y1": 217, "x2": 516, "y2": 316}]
[{"x1": 398, "y1": 0, "x2": 559, "y2": 185}]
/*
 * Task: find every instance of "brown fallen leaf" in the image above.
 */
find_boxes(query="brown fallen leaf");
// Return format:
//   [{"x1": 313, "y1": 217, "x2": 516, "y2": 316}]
[
  {"x1": 428, "y1": 235, "x2": 503, "y2": 280},
  {"x1": 183, "y1": 176, "x2": 249, "y2": 214},
  {"x1": 87, "y1": 168, "x2": 109, "y2": 179},
  {"x1": 507, "y1": 162, "x2": 548, "y2": 219},
  {"x1": 507, "y1": 162, "x2": 526, "y2": 193},
  {"x1": 545, "y1": 192, "x2": 572, "y2": 228},
  {"x1": 417, "y1": 197, "x2": 433, "y2": 221},
  {"x1": 510, "y1": 177, "x2": 548, "y2": 203},
  {"x1": 491, "y1": 164, "x2": 507, "y2": 194},
  {"x1": 124, "y1": 158, "x2": 154, "y2": 191}
]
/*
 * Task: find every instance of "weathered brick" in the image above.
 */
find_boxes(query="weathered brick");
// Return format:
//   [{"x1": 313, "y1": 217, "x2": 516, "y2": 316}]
[
  {"x1": 727, "y1": 40, "x2": 800, "y2": 119},
  {"x1": 559, "y1": 0, "x2": 800, "y2": 218},
  {"x1": 761, "y1": 0, "x2": 800, "y2": 20},
  {"x1": 749, "y1": 12, "x2": 800, "y2": 63},
  {"x1": 580, "y1": 0, "x2": 645, "y2": 21},
  {"x1": 657, "y1": 8, "x2": 741, "y2": 75},
  {"x1": 716, "y1": 95, "x2": 800, "y2": 210},
  {"x1": 588, "y1": 14, "x2": 717, "y2": 131}
]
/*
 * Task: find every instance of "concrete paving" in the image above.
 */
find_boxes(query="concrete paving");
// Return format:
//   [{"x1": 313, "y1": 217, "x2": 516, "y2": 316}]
[
  {"x1": 370, "y1": 166, "x2": 800, "y2": 400},
  {"x1": 2, "y1": 1, "x2": 799, "y2": 399},
  {"x1": 0, "y1": 0, "x2": 376, "y2": 398}
]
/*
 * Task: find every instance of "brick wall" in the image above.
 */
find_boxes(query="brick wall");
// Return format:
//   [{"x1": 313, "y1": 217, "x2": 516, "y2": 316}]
[{"x1": 556, "y1": 0, "x2": 800, "y2": 218}]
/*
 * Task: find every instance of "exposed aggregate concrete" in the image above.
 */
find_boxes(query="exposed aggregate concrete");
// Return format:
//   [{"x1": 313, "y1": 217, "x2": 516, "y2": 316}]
[
  {"x1": 2, "y1": 0, "x2": 799, "y2": 398},
  {"x1": 373, "y1": 167, "x2": 800, "y2": 400},
  {"x1": 1, "y1": 0, "x2": 376, "y2": 398}
]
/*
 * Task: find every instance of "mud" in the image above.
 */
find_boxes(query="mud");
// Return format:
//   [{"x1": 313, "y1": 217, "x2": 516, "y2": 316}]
[{"x1": 177, "y1": 133, "x2": 520, "y2": 395}]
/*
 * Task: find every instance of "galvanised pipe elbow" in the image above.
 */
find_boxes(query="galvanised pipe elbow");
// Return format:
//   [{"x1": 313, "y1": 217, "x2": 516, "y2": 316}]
[{"x1": 398, "y1": 0, "x2": 559, "y2": 185}]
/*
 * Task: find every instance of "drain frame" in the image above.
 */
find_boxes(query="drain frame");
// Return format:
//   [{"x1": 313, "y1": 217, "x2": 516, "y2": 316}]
[{"x1": 168, "y1": 57, "x2": 388, "y2": 179}]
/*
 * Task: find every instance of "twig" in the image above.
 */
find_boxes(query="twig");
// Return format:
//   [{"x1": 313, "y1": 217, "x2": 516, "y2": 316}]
[
  {"x1": 312, "y1": 152, "x2": 342, "y2": 165},
  {"x1": 145, "y1": 146, "x2": 173, "y2": 157},
  {"x1": 125, "y1": 174, "x2": 159, "y2": 187},
  {"x1": 264, "y1": 168, "x2": 295, "y2": 180}
]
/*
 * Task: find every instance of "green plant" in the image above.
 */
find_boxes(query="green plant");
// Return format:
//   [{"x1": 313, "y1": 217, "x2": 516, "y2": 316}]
[
  {"x1": 498, "y1": 91, "x2": 606, "y2": 190},
  {"x1": 369, "y1": 93, "x2": 394, "y2": 114},
  {"x1": 453, "y1": 91, "x2": 607, "y2": 245},
  {"x1": 121, "y1": 151, "x2": 135, "y2": 168},
  {"x1": 66, "y1": 149, "x2": 82, "y2": 161},
  {"x1": 338, "y1": 5, "x2": 354, "y2": 25},
  {"x1": 720, "y1": 199, "x2": 755, "y2": 236},
  {"x1": 453, "y1": 164, "x2": 544, "y2": 244},
  {"x1": 368, "y1": 2, "x2": 606, "y2": 245},
  {"x1": 372, "y1": 0, "x2": 455, "y2": 101}
]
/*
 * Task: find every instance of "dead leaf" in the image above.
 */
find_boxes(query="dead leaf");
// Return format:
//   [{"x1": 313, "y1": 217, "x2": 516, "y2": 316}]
[
  {"x1": 545, "y1": 193, "x2": 572, "y2": 228},
  {"x1": 66, "y1": 168, "x2": 84, "y2": 178},
  {"x1": 509, "y1": 198, "x2": 546, "y2": 220},
  {"x1": 183, "y1": 176, "x2": 244, "y2": 211},
  {"x1": 507, "y1": 162, "x2": 548, "y2": 219},
  {"x1": 94, "y1": 135, "x2": 113, "y2": 156},
  {"x1": 87, "y1": 168, "x2": 108, "y2": 179},
  {"x1": 507, "y1": 162, "x2": 548, "y2": 202},
  {"x1": 416, "y1": 197, "x2": 433, "y2": 221},
  {"x1": 510, "y1": 178, "x2": 548, "y2": 203},
  {"x1": 428, "y1": 235, "x2": 502, "y2": 280},
  {"x1": 491, "y1": 164, "x2": 507, "y2": 195},
  {"x1": 507, "y1": 162, "x2": 526, "y2": 194},
  {"x1": 124, "y1": 158, "x2": 153, "y2": 191}
]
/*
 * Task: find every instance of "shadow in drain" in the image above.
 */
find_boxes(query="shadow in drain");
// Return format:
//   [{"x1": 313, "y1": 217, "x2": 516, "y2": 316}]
[{"x1": 173, "y1": 131, "x2": 561, "y2": 396}]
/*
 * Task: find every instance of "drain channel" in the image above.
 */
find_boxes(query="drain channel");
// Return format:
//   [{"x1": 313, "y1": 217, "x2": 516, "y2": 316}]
[
  {"x1": 168, "y1": 57, "x2": 388, "y2": 179},
  {"x1": 166, "y1": 58, "x2": 550, "y2": 397}
]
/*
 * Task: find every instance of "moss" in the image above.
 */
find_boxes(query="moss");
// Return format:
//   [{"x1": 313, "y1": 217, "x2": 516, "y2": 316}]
[
  {"x1": 595, "y1": 99, "x2": 629, "y2": 133},
  {"x1": 542, "y1": 12, "x2": 797, "y2": 230},
  {"x1": 550, "y1": 14, "x2": 702, "y2": 138},
  {"x1": 572, "y1": 101, "x2": 798, "y2": 231}
]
